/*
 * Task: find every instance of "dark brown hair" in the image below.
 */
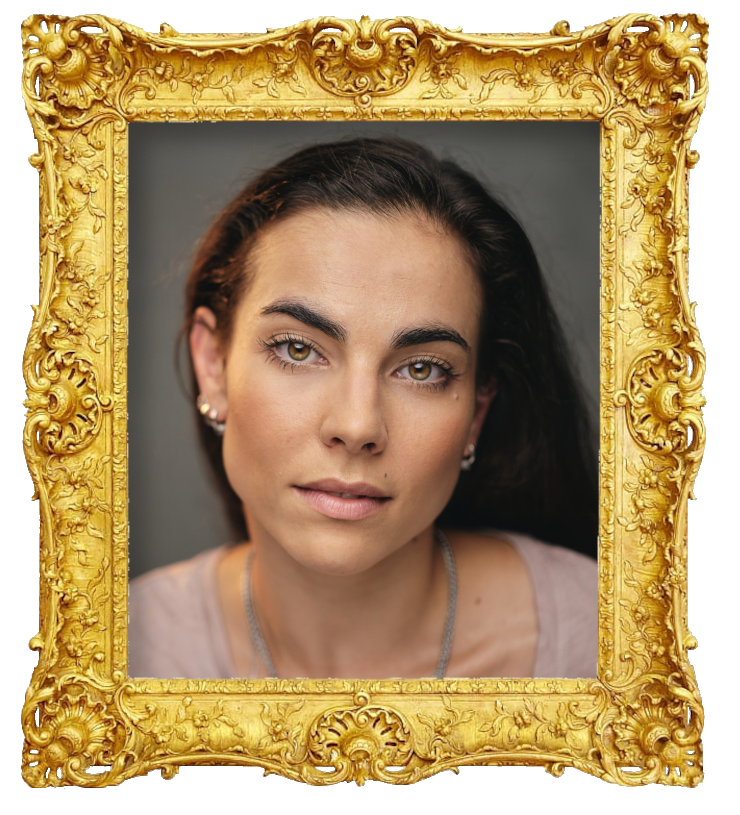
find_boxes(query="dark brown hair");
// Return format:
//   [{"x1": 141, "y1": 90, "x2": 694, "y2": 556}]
[{"x1": 184, "y1": 137, "x2": 598, "y2": 558}]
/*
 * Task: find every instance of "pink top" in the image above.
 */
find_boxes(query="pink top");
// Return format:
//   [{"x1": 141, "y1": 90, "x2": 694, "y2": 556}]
[{"x1": 128, "y1": 533, "x2": 598, "y2": 679}]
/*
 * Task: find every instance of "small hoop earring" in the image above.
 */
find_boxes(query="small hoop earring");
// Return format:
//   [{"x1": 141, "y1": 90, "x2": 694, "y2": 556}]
[
  {"x1": 460, "y1": 443, "x2": 476, "y2": 471},
  {"x1": 196, "y1": 393, "x2": 226, "y2": 436}
]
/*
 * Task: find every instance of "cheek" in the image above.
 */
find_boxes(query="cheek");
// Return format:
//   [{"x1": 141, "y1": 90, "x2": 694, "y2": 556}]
[
  {"x1": 220, "y1": 375, "x2": 319, "y2": 498},
  {"x1": 391, "y1": 399, "x2": 472, "y2": 492}
]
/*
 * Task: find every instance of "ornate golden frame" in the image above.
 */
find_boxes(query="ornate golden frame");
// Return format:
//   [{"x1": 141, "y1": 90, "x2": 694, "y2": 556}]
[{"x1": 20, "y1": 13, "x2": 707, "y2": 787}]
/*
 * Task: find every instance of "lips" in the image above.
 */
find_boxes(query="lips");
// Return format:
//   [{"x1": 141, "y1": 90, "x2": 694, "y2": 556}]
[
  {"x1": 294, "y1": 479, "x2": 390, "y2": 521},
  {"x1": 298, "y1": 479, "x2": 390, "y2": 499}
]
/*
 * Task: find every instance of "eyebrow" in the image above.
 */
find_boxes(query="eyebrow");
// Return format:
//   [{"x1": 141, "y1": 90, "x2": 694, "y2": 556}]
[
  {"x1": 390, "y1": 325, "x2": 470, "y2": 353},
  {"x1": 261, "y1": 300, "x2": 347, "y2": 343},
  {"x1": 260, "y1": 299, "x2": 470, "y2": 352}
]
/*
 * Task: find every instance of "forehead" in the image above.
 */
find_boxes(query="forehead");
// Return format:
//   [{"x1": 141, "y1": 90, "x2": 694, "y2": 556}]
[{"x1": 242, "y1": 209, "x2": 482, "y2": 339}]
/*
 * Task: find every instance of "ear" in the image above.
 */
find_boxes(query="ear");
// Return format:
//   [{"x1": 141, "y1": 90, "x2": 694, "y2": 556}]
[
  {"x1": 189, "y1": 306, "x2": 228, "y2": 421},
  {"x1": 466, "y1": 377, "x2": 498, "y2": 450}
]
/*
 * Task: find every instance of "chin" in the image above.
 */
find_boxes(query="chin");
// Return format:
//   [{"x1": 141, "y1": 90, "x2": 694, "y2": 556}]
[{"x1": 282, "y1": 526, "x2": 401, "y2": 578}]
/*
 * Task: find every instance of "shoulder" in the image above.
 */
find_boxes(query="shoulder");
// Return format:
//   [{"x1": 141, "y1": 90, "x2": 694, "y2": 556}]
[
  {"x1": 501, "y1": 532, "x2": 598, "y2": 678},
  {"x1": 462, "y1": 528, "x2": 597, "y2": 599},
  {"x1": 444, "y1": 528, "x2": 538, "y2": 677},
  {"x1": 130, "y1": 546, "x2": 223, "y2": 618},
  {"x1": 449, "y1": 529, "x2": 598, "y2": 679},
  {"x1": 129, "y1": 546, "x2": 234, "y2": 678},
  {"x1": 507, "y1": 534, "x2": 597, "y2": 594},
  {"x1": 447, "y1": 529, "x2": 535, "y2": 624}
]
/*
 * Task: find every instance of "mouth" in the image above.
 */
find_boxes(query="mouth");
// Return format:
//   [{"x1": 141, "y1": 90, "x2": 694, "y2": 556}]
[{"x1": 294, "y1": 479, "x2": 391, "y2": 521}]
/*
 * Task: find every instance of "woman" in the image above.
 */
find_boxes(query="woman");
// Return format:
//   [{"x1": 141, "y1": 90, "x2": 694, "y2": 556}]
[{"x1": 129, "y1": 137, "x2": 598, "y2": 680}]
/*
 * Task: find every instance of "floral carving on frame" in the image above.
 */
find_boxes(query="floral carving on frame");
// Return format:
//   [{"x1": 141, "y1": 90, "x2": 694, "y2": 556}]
[{"x1": 20, "y1": 13, "x2": 707, "y2": 787}]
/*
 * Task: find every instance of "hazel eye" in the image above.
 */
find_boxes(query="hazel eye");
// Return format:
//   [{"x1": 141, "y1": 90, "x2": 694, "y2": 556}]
[
  {"x1": 287, "y1": 341, "x2": 310, "y2": 361},
  {"x1": 271, "y1": 339, "x2": 322, "y2": 365},
  {"x1": 398, "y1": 360, "x2": 446, "y2": 383},
  {"x1": 410, "y1": 362, "x2": 432, "y2": 380}
]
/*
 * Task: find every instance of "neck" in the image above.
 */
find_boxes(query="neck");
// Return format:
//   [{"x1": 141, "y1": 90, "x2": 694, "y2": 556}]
[{"x1": 245, "y1": 518, "x2": 448, "y2": 678}]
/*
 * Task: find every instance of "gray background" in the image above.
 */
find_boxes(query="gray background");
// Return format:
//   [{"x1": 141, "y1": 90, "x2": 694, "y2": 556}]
[{"x1": 128, "y1": 121, "x2": 600, "y2": 579}]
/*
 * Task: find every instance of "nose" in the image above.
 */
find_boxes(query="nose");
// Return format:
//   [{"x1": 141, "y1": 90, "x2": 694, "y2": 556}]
[{"x1": 319, "y1": 367, "x2": 388, "y2": 455}]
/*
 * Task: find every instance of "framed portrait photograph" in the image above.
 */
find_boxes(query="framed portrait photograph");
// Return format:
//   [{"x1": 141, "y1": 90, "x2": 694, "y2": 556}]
[{"x1": 17, "y1": 6, "x2": 709, "y2": 791}]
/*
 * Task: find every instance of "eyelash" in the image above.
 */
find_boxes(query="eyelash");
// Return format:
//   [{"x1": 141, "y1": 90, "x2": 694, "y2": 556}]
[{"x1": 260, "y1": 334, "x2": 459, "y2": 390}]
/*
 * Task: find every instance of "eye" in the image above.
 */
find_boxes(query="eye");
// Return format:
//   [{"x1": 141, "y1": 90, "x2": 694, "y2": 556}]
[
  {"x1": 273, "y1": 340, "x2": 321, "y2": 364},
  {"x1": 397, "y1": 360, "x2": 447, "y2": 384}
]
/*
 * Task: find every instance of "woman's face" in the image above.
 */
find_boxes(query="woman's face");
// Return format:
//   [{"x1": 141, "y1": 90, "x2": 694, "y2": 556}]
[{"x1": 192, "y1": 208, "x2": 494, "y2": 576}]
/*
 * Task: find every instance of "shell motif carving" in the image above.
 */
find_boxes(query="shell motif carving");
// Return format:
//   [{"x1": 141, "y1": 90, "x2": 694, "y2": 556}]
[
  {"x1": 617, "y1": 348, "x2": 705, "y2": 455},
  {"x1": 310, "y1": 16, "x2": 418, "y2": 105},
  {"x1": 307, "y1": 692, "x2": 419, "y2": 784},
  {"x1": 602, "y1": 684, "x2": 702, "y2": 786},
  {"x1": 26, "y1": 350, "x2": 106, "y2": 454},
  {"x1": 22, "y1": 15, "x2": 126, "y2": 113},
  {"x1": 613, "y1": 15, "x2": 708, "y2": 109},
  {"x1": 22, "y1": 682, "x2": 122, "y2": 787}
]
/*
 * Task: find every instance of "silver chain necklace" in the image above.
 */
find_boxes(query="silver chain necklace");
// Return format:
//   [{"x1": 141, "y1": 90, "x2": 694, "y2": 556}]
[{"x1": 241, "y1": 527, "x2": 458, "y2": 679}]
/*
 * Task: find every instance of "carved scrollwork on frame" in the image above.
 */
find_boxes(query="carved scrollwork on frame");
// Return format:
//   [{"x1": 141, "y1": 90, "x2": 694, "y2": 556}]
[
  {"x1": 618, "y1": 348, "x2": 705, "y2": 456},
  {"x1": 310, "y1": 17, "x2": 419, "y2": 105},
  {"x1": 22, "y1": 678, "x2": 124, "y2": 787},
  {"x1": 22, "y1": 16, "x2": 128, "y2": 118},
  {"x1": 478, "y1": 50, "x2": 598, "y2": 106},
  {"x1": 20, "y1": 13, "x2": 707, "y2": 788},
  {"x1": 306, "y1": 692, "x2": 421, "y2": 785},
  {"x1": 612, "y1": 15, "x2": 708, "y2": 111},
  {"x1": 25, "y1": 351, "x2": 106, "y2": 455},
  {"x1": 598, "y1": 680, "x2": 703, "y2": 786}
]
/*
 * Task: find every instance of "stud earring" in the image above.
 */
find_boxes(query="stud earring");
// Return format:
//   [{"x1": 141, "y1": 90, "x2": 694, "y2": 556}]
[
  {"x1": 196, "y1": 393, "x2": 226, "y2": 436},
  {"x1": 460, "y1": 443, "x2": 476, "y2": 471}
]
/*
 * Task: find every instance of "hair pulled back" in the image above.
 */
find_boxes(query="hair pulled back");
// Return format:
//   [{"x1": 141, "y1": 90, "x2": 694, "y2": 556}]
[{"x1": 184, "y1": 137, "x2": 597, "y2": 558}]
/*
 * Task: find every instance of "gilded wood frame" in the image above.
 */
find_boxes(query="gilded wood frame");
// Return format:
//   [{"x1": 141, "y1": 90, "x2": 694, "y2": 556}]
[{"x1": 20, "y1": 13, "x2": 707, "y2": 787}]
